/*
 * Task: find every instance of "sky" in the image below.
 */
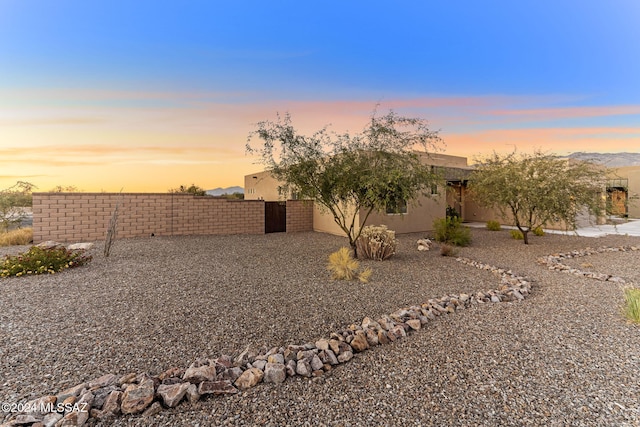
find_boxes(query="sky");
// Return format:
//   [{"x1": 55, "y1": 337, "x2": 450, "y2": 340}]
[{"x1": 1, "y1": 0, "x2": 639, "y2": 192}]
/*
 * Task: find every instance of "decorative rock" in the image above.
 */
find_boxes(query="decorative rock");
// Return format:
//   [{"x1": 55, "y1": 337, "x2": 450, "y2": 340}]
[
  {"x1": 218, "y1": 367, "x2": 244, "y2": 382},
  {"x1": 285, "y1": 360, "x2": 297, "y2": 377},
  {"x1": 406, "y1": 319, "x2": 421, "y2": 331},
  {"x1": 142, "y1": 402, "x2": 163, "y2": 418},
  {"x1": 158, "y1": 367, "x2": 184, "y2": 381},
  {"x1": 186, "y1": 384, "x2": 200, "y2": 404},
  {"x1": 337, "y1": 351, "x2": 353, "y2": 363},
  {"x1": 12, "y1": 415, "x2": 41, "y2": 425},
  {"x1": 56, "y1": 383, "x2": 86, "y2": 403},
  {"x1": 377, "y1": 330, "x2": 390, "y2": 345},
  {"x1": 198, "y1": 380, "x2": 238, "y2": 396},
  {"x1": 296, "y1": 359, "x2": 312, "y2": 377},
  {"x1": 263, "y1": 363, "x2": 286, "y2": 384},
  {"x1": 267, "y1": 353, "x2": 285, "y2": 365},
  {"x1": 183, "y1": 362, "x2": 217, "y2": 384},
  {"x1": 58, "y1": 411, "x2": 78, "y2": 427},
  {"x1": 315, "y1": 339, "x2": 329, "y2": 351},
  {"x1": 67, "y1": 242, "x2": 94, "y2": 251},
  {"x1": 350, "y1": 332, "x2": 369, "y2": 353},
  {"x1": 235, "y1": 368, "x2": 264, "y2": 390},
  {"x1": 42, "y1": 412, "x2": 63, "y2": 427},
  {"x1": 157, "y1": 382, "x2": 190, "y2": 408},
  {"x1": 121, "y1": 378, "x2": 155, "y2": 414},
  {"x1": 76, "y1": 391, "x2": 94, "y2": 426},
  {"x1": 310, "y1": 355, "x2": 324, "y2": 372},
  {"x1": 328, "y1": 339, "x2": 342, "y2": 355},
  {"x1": 24, "y1": 395, "x2": 56, "y2": 415},
  {"x1": 101, "y1": 390, "x2": 122, "y2": 416},
  {"x1": 118, "y1": 373, "x2": 137, "y2": 386},
  {"x1": 365, "y1": 328, "x2": 379, "y2": 346},
  {"x1": 322, "y1": 349, "x2": 339, "y2": 365}
]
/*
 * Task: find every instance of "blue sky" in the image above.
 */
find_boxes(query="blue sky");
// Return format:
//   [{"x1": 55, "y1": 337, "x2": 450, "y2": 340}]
[{"x1": 1, "y1": 0, "x2": 639, "y2": 191}]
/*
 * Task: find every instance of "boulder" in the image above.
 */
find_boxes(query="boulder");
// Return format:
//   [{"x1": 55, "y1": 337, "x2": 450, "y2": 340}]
[
  {"x1": 234, "y1": 368, "x2": 264, "y2": 390},
  {"x1": 121, "y1": 378, "x2": 155, "y2": 414},
  {"x1": 157, "y1": 382, "x2": 190, "y2": 408}
]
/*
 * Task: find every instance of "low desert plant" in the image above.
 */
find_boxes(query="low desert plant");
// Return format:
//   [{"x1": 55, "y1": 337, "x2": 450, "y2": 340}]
[
  {"x1": 510, "y1": 229, "x2": 524, "y2": 240},
  {"x1": 433, "y1": 216, "x2": 471, "y2": 247},
  {"x1": 440, "y1": 243, "x2": 459, "y2": 257},
  {"x1": 327, "y1": 247, "x2": 372, "y2": 283},
  {"x1": 532, "y1": 226, "x2": 545, "y2": 236},
  {"x1": 355, "y1": 225, "x2": 398, "y2": 261},
  {"x1": 623, "y1": 287, "x2": 640, "y2": 324},
  {"x1": 0, "y1": 228, "x2": 33, "y2": 246},
  {"x1": 1, "y1": 246, "x2": 92, "y2": 278},
  {"x1": 486, "y1": 220, "x2": 501, "y2": 231}
]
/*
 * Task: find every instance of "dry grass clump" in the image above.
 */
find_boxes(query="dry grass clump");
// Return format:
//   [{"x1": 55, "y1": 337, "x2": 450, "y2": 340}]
[
  {"x1": 486, "y1": 220, "x2": 501, "y2": 231},
  {"x1": 0, "y1": 228, "x2": 33, "y2": 246},
  {"x1": 355, "y1": 225, "x2": 398, "y2": 261},
  {"x1": 623, "y1": 287, "x2": 640, "y2": 324},
  {"x1": 328, "y1": 247, "x2": 372, "y2": 283}
]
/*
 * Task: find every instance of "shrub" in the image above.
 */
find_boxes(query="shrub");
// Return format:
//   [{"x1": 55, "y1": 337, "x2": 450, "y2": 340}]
[
  {"x1": 355, "y1": 225, "x2": 398, "y2": 261},
  {"x1": 623, "y1": 287, "x2": 640, "y2": 324},
  {"x1": 433, "y1": 216, "x2": 471, "y2": 247},
  {"x1": 445, "y1": 205, "x2": 460, "y2": 219},
  {"x1": 327, "y1": 247, "x2": 372, "y2": 283},
  {"x1": 532, "y1": 226, "x2": 545, "y2": 236},
  {"x1": 1, "y1": 246, "x2": 92, "y2": 278},
  {"x1": 486, "y1": 220, "x2": 501, "y2": 231},
  {"x1": 440, "y1": 243, "x2": 459, "y2": 257},
  {"x1": 0, "y1": 228, "x2": 33, "y2": 246},
  {"x1": 510, "y1": 229, "x2": 524, "y2": 240}
]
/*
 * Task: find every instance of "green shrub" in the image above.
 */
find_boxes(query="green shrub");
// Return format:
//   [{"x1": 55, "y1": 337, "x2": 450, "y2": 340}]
[
  {"x1": 510, "y1": 229, "x2": 524, "y2": 240},
  {"x1": 440, "y1": 243, "x2": 459, "y2": 257},
  {"x1": 623, "y1": 287, "x2": 640, "y2": 324},
  {"x1": 433, "y1": 216, "x2": 471, "y2": 247},
  {"x1": 532, "y1": 226, "x2": 545, "y2": 236},
  {"x1": 0, "y1": 228, "x2": 33, "y2": 246},
  {"x1": 355, "y1": 225, "x2": 398, "y2": 261},
  {"x1": 445, "y1": 206, "x2": 460, "y2": 219},
  {"x1": 1, "y1": 246, "x2": 92, "y2": 278},
  {"x1": 327, "y1": 247, "x2": 371, "y2": 283},
  {"x1": 486, "y1": 220, "x2": 501, "y2": 231}
]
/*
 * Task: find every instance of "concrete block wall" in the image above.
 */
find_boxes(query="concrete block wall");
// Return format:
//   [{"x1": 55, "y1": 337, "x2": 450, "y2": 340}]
[
  {"x1": 285, "y1": 200, "x2": 314, "y2": 232},
  {"x1": 32, "y1": 193, "x2": 265, "y2": 243}
]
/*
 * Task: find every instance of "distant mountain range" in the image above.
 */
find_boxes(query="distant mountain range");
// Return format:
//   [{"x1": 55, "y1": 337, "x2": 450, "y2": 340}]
[
  {"x1": 206, "y1": 186, "x2": 244, "y2": 196},
  {"x1": 565, "y1": 152, "x2": 640, "y2": 167}
]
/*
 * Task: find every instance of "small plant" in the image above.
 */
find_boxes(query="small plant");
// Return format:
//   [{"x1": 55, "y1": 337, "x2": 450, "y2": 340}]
[
  {"x1": 532, "y1": 226, "x2": 545, "y2": 236},
  {"x1": 1, "y1": 246, "x2": 92, "y2": 278},
  {"x1": 445, "y1": 205, "x2": 460, "y2": 219},
  {"x1": 433, "y1": 216, "x2": 471, "y2": 247},
  {"x1": 486, "y1": 220, "x2": 501, "y2": 231},
  {"x1": 510, "y1": 229, "x2": 524, "y2": 240},
  {"x1": 327, "y1": 247, "x2": 372, "y2": 283},
  {"x1": 0, "y1": 228, "x2": 33, "y2": 246},
  {"x1": 623, "y1": 287, "x2": 640, "y2": 324},
  {"x1": 355, "y1": 225, "x2": 398, "y2": 261},
  {"x1": 440, "y1": 243, "x2": 459, "y2": 257}
]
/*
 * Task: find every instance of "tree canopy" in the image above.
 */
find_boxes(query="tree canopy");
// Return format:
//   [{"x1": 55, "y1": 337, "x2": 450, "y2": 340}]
[
  {"x1": 0, "y1": 181, "x2": 35, "y2": 232},
  {"x1": 168, "y1": 184, "x2": 207, "y2": 196},
  {"x1": 468, "y1": 151, "x2": 606, "y2": 244},
  {"x1": 247, "y1": 109, "x2": 443, "y2": 255}
]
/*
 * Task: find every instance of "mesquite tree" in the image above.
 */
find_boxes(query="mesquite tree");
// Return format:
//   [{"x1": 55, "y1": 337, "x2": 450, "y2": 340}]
[
  {"x1": 468, "y1": 151, "x2": 606, "y2": 244},
  {"x1": 247, "y1": 109, "x2": 442, "y2": 256}
]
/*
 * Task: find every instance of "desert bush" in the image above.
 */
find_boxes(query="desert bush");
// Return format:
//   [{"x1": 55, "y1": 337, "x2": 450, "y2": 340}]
[
  {"x1": 439, "y1": 243, "x2": 459, "y2": 257},
  {"x1": 355, "y1": 225, "x2": 398, "y2": 261},
  {"x1": 446, "y1": 205, "x2": 460, "y2": 219},
  {"x1": 1, "y1": 246, "x2": 92, "y2": 278},
  {"x1": 510, "y1": 229, "x2": 524, "y2": 240},
  {"x1": 486, "y1": 220, "x2": 501, "y2": 231},
  {"x1": 327, "y1": 247, "x2": 372, "y2": 283},
  {"x1": 0, "y1": 228, "x2": 33, "y2": 246},
  {"x1": 623, "y1": 287, "x2": 640, "y2": 324},
  {"x1": 433, "y1": 216, "x2": 471, "y2": 247},
  {"x1": 532, "y1": 226, "x2": 545, "y2": 236}
]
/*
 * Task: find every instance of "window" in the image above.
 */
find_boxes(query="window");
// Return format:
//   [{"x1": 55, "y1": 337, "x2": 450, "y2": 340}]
[
  {"x1": 431, "y1": 184, "x2": 438, "y2": 195},
  {"x1": 386, "y1": 198, "x2": 407, "y2": 214}
]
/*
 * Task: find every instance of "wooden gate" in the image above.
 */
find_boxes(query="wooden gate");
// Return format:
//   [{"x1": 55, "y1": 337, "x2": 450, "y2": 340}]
[{"x1": 265, "y1": 201, "x2": 286, "y2": 233}]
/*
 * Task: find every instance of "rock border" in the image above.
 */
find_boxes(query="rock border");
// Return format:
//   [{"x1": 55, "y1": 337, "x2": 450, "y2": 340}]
[
  {"x1": 537, "y1": 245, "x2": 639, "y2": 285},
  {"x1": 1, "y1": 257, "x2": 532, "y2": 427}
]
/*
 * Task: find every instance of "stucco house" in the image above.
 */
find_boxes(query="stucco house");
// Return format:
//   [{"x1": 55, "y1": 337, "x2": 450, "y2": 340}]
[
  {"x1": 244, "y1": 153, "x2": 478, "y2": 236},
  {"x1": 608, "y1": 166, "x2": 640, "y2": 219}
]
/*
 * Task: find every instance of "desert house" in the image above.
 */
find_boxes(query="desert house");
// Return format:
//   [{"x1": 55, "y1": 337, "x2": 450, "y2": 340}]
[
  {"x1": 245, "y1": 153, "x2": 479, "y2": 235},
  {"x1": 608, "y1": 165, "x2": 640, "y2": 219}
]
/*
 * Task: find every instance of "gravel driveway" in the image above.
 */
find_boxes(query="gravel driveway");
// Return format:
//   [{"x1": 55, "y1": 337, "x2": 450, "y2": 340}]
[{"x1": 1, "y1": 230, "x2": 639, "y2": 426}]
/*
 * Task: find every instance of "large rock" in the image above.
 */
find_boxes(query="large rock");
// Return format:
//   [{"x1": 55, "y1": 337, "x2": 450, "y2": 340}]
[
  {"x1": 234, "y1": 368, "x2": 264, "y2": 390},
  {"x1": 337, "y1": 351, "x2": 353, "y2": 363},
  {"x1": 263, "y1": 363, "x2": 286, "y2": 384},
  {"x1": 295, "y1": 359, "x2": 312, "y2": 377},
  {"x1": 198, "y1": 380, "x2": 238, "y2": 396},
  {"x1": 157, "y1": 382, "x2": 190, "y2": 408},
  {"x1": 56, "y1": 383, "x2": 87, "y2": 403},
  {"x1": 121, "y1": 378, "x2": 155, "y2": 414},
  {"x1": 67, "y1": 242, "x2": 94, "y2": 251},
  {"x1": 186, "y1": 384, "x2": 200, "y2": 404},
  {"x1": 183, "y1": 364, "x2": 217, "y2": 384},
  {"x1": 41, "y1": 412, "x2": 63, "y2": 427},
  {"x1": 350, "y1": 332, "x2": 369, "y2": 353},
  {"x1": 406, "y1": 319, "x2": 421, "y2": 331},
  {"x1": 218, "y1": 367, "x2": 244, "y2": 382}
]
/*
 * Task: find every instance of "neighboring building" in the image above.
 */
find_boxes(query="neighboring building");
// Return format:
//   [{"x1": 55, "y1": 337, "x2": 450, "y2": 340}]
[
  {"x1": 609, "y1": 166, "x2": 640, "y2": 219},
  {"x1": 245, "y1": 153, "x2": 475, "y2": 235}
]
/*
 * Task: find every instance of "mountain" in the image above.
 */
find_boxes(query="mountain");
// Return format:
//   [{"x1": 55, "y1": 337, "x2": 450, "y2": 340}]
[
  {"x1": 206, "y1": 186, "x2": 244, "y2": 196},
  {"x1": 565, "y1": 152, "x2": 640, "y2": 167}
]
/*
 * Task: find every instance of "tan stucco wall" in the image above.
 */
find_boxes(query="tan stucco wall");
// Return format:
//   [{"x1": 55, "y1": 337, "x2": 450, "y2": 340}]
[
  {"x1": 364, "y1": 193, "x2": 446, "y2": 234},
  {"x1": 613, "y1": 166, "x2": 640, "y2": 218},
  {"x1": 313, "y1": 203, "x2": 358, "y2": 236},
  {"x1": 244, "y1": 170, "x2": 288, "y2": 201}
]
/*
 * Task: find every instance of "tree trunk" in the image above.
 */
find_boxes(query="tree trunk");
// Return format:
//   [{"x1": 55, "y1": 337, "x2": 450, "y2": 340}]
[{"x1": 522, "y1": 230, "x2": 529, "y2": 244}]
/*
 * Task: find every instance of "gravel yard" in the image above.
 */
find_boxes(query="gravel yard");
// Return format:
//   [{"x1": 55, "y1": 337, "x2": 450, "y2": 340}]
[{"x1": 2, "y1": 229, "x2": 640, "y2": 426}]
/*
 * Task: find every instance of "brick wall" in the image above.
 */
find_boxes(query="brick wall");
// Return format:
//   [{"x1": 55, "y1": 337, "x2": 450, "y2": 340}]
[
  {"x1": 285, "y1": 200, "x2": 314, "y2": 232},
  {"x1": 32, "y1": 193, "x2": 266, "y2": 243}
]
